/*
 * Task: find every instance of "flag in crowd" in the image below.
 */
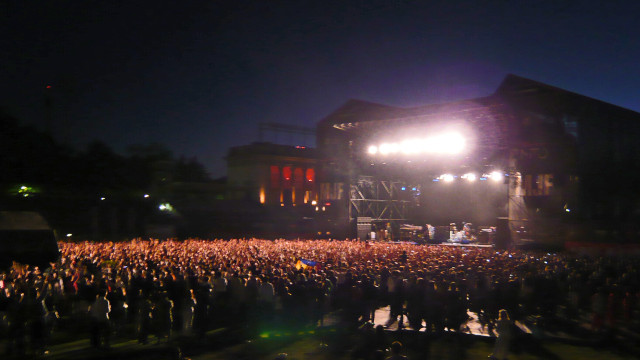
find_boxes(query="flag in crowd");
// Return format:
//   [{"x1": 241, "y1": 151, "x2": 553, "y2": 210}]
[{"x1": 295, "y1": 258, "x2": 319, "y2": 270}]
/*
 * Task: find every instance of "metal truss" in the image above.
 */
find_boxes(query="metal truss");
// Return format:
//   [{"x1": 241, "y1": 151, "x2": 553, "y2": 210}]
[
  {"x1": 349, "y1": 176, "x2": 411, "y2": 222},
  {"x1": 507, "y1": 172, "x2": 531, "y2": 243}
]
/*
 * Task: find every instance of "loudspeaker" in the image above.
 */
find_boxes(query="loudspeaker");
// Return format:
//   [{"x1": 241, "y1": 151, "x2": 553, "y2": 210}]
[{"x1": 495, "y1": 217, "x2": 511, "y2": 249}]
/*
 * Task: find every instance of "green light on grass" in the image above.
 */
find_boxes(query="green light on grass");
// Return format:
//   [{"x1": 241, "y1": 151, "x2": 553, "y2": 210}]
[
  {"x1": 259, "y1": 333, "x2": 269, "y2": 339},
  {"x1": 16, "y1": 185, "x2": 39, "y2": 197}
]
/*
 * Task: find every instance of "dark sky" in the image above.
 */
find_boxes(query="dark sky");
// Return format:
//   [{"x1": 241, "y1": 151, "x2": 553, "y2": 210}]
[{"x1": 2, "y1": 0, "x2": 639, "y2": 177}]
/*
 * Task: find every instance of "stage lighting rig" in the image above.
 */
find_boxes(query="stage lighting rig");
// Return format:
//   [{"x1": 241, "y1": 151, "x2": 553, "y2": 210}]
[
  {"x1": 461, "y1": 173, "x2": 477, "y2": 182},
  {"x1": 489, "y1": 171, "x2": 504, "y2": 182},
  {"x1": 367, "y1": 132, "x2": 466, "y2": 156}
]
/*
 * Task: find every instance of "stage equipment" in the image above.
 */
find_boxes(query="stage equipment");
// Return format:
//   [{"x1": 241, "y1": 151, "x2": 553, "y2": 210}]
[
  {"x1": 489, "y1": 171, "x2": 504, "y2": 182},
  {"x1": 461, "y1": 173, "x2": 477, "y2": 181},
  {"x1": 367, "y1": 132, "x2": 466, "y2": 156},
  {"x1": 349, "y1": 176, "x2": 411, "y2": 222},
  {"x1": 357, "y1": 216, "x2": 373, "y2": 240}
]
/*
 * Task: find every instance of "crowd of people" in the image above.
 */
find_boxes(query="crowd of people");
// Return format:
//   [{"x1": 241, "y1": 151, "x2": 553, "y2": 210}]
[{"x1": 1, "y1": 238, "x2": 639, "y2": 358}]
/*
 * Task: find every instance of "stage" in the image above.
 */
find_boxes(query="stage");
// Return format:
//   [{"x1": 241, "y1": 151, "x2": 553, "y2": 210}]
[{"x1": 371, "y1": 240, "x2": 495, "y2": 248}]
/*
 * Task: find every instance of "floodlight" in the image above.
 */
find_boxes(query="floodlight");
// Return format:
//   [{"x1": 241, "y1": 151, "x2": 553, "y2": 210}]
[
  {"x1": 442, "y1": 174, "x2": 454, "y2": 182},
  {"x1": 462, "y1": 173, "x2": 477, "y2": 182},
  {"x1": 379, "y1": 143, "x2": 391, "y2": 155},
  {"x1": 401, "y1": 140, "x2": 420, "y2": 154},
  {"x1": 490, "y1": 171, "x2": 503, "y2": 182},
  {"x1": 366, "y1": 131, "x2": 466, "y2": 156}
]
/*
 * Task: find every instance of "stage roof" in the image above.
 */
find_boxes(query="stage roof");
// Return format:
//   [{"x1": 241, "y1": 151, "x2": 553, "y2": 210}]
[{"x1": 318, "y1": 74, "x2": 640, "y2": 133}]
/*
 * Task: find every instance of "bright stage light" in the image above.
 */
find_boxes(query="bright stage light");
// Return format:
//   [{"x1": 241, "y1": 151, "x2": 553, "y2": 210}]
[
  {"x1": 368, "y1": 132, "x2": 466, "y2": 156},
  {"x1": 441, "y1": 174, "x2": 454, "y2": 182},
  {"x1": 401, "y1": 140, "x2": 421, "y2": 154},
  {"x1": 462, "y1": 173, "x2": 477, "y2": 182},
  {"x1": 379, "y1": 143, "x2": 390, "y2": 155},
  {"x1": 490, "y1": 171, "x2": 504, "y2": 182}
]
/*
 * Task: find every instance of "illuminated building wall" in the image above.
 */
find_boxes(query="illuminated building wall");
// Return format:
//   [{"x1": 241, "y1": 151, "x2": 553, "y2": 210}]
[{"x1": 226, "y1": 142, "x2": 317, "y2": 206}]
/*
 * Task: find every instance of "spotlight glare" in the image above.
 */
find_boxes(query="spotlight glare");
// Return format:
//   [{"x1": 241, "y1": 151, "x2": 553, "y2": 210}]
[
  {"x1": 401, "y1": 140, "x2": 420, "y2": 154},
  {"x1": 462, "y1": 173, "x2": 477, "y2": 182},
  {"x1": 379, "y1": 143, "x2": 391, "y2": 155},
  {"x1": 366, "y1": 131, "x2": 466, "y2": 156},
  {"x1": 490, "y1": 171, "x2": 504, "y2": 182},
  {"x1": 441, "y1": 174, "x2": 454, "y2": 182}
]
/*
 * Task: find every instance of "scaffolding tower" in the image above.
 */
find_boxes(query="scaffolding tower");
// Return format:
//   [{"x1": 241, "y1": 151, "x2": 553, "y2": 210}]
[{"x1": 349, "y1": 176, "x2": 412, "y2": 223}]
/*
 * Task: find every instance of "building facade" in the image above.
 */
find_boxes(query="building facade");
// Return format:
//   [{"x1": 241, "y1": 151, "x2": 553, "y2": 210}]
[{"x1": 226, "y1": 142, "x2": 318, "y2": 206}]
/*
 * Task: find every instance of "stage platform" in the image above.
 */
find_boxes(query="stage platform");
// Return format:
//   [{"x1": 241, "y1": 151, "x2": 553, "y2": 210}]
[
  {"x1": 437, "y1": 243, "x2": 494, "y2": 248},
  {"x1": 322, "y1": 305, "x2": 528, "y2": 337},
  {"x1": 372, "y1": 306, "x2": 529, "y2": 337},
  {"x1": 376, "y1": 240, "x2": 494, "y2": 248}
]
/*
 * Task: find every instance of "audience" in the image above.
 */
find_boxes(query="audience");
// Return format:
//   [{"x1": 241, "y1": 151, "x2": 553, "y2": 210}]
[{"x1": 0, "y1": 238, "x2": 638, "y2": 357}]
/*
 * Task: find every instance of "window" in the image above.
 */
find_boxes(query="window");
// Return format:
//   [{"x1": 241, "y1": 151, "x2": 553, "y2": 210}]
[
  {"x1": 305, "y1": 168, "x2": 315, "y2": 183},
  {"x1": 282, "y1": 166, "x2": 292, "y2": 189}
]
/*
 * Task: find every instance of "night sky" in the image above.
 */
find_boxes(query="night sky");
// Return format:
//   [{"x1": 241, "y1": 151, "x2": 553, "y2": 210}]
[{"x1": 2, "y1": 1, "x2": 639, "y2": 177}]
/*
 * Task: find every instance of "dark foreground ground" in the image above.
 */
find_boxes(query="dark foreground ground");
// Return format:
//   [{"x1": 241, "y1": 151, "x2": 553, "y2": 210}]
[
  {"x1": 25, "y1": 327, "x2": 639, "y2": 360},
  {"x1": 4, "y1": 311, "x2": 638, "y2": 360}
]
